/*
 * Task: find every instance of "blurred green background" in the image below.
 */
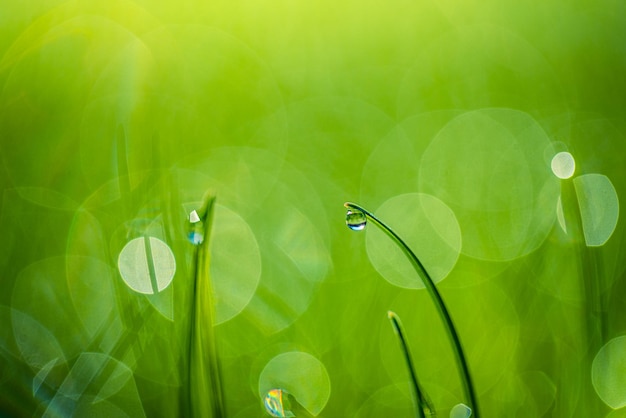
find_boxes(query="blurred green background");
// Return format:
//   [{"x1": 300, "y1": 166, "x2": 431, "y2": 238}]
[{"x1": 1, "y1": 0, "x2": 625, "y2": 416}]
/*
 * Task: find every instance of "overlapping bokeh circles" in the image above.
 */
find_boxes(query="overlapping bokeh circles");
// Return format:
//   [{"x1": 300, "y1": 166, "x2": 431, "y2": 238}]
[
  {"x1": 7, "y1": 256, "x2": 149, "y2": 416},
  {"x1": 574, "y1": 174, "x2": 619, "y2": 247},
  {"x1": 360, "y1": 110, "x2": 463, "y2": 209},
  {"x1": 1, "y1": 0, "x2": 625, "y2": 416},
  {"x1": 208, "y1": 203, "x2": 261, "y2": 325},
  {"x1": 258, "y1": 351, "x2": 331, "y2": 416},
  {"x1": 282, "y1": 96, "x2": 396, "y2": 212},
  {"x1": 419, "y1": 108, "x2": 560, "y2": 262},
  {"x1": 176, "y1": 146, "x2": 331, "y2": 338},
  {"x1": 378, "y1": 280, "x2": 519, "y2": 410},
  {"x1": 365, "y1": 193, "x2": 462, "y2": 289}
]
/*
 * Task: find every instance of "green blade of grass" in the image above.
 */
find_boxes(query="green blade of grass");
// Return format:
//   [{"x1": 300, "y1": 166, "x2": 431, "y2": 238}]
[
  {"x1": 345, "y1": 202, "x2": 479, "y2": 417},
  {"x1": 189, "y1": 192, "x2": 225, "y2": 418},
  {"x1": 387, "y1": 310, "x2": 436, "y2": 418}
]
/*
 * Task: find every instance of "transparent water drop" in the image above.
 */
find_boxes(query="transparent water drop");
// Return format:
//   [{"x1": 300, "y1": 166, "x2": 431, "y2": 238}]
[
  {"x1": 188, "y1": 230, "x2": 204, "y2": 245},
  {"x1": 346, "y1": 209, "x2": 367, "y2": 231},
  {"x1": 188, "y1": 210, "x2": 204, "y2": 245},
  {"x1": 264, "y1": 389, "x2": 295, "y2": 417},
  {"x1": 450, "y1": 403, "x2": 472, "y2": 418},
  {"x1": 189, "y1": 210, "x2": 201, "y2": 223}
]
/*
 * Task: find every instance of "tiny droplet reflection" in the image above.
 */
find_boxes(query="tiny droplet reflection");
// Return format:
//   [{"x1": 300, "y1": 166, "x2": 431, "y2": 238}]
[
  {"x1": 264, "y1": 389, "x2": 295, "y2": 417},
  {"x1": 189, "y1": 209, "x2": 201, "y2": 223},
  {"x1": 346, "y1": 209, "x2": 367, "y2": 231},
  {"x1": 188, "y1": 210, "x2": 204, "y2": 245}
]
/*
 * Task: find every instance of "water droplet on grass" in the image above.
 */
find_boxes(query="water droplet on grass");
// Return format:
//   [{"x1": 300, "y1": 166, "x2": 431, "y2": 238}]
[
  {"x1": 551, "y1": 151, "x2": 575, "y2": 179},
  {"x1": 346, "y1": 209, "x2": 366, "y2": 231},
  {"x1": 450, "y1": 402, "x2": 472, "y2": 418},
  {"x1": 188, "y1": 230, "x2": 204, "y2": 245},
  {"x1": 188, "y1": 210, "x2": 204, "y2": 245},
  {"x1": 264, "y1": 389, "x2": 295, "y2": 417},
  {"x1": 189, "y1": 210, "x2": 201, "y2": 223}
]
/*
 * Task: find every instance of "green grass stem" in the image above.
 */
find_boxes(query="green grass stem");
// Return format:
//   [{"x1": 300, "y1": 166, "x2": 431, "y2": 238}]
[
  {"x1": 560, "y1": 178, "x2": 606, "y2": 414},
  {"x1": 344, "y1": 202, "x2": 479, "y2": 417},
  {"x1": 387, "y1": 310, "x2": 436, "y2": 418},
  {"x1": 189, "y1": 193, "x2": 226, "y2": 418}
]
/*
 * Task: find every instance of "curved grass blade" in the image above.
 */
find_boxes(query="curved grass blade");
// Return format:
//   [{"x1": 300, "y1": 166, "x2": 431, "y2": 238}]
[
  {"x1": 344, "y1": 202, "x2": 479, "y2": 417},
  {"x1": 388, "y1": 310, "x2": 436, "y2": 418}
]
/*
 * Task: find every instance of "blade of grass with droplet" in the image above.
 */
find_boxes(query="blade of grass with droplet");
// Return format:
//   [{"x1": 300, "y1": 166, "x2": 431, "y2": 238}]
[
  {"x1": 344, "y1": 202, "x2": 479, "y2": 417},
  {"x1": 189, "y1": 192, "x2": 225, "y2": 417}
]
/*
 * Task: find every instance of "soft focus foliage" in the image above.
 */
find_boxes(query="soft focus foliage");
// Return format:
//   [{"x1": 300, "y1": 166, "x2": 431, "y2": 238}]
[{"x1": 1, "y1": 0, "x2": 625, "y2": 416}]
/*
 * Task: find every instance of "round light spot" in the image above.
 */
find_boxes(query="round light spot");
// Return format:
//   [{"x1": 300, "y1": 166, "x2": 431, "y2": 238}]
[
  {"x1": 258, "y1": 351, "x2": 331, "y2": 416},
  {"x1": 11, "y1": 258, "x2": 89, "y2": 361},
  {"x1": 592, "y1": 336, "x2": 626, "y2": 409},
  {"x1": 209, "y1": 204, "x2": 261, "y2": 324},
  {"x1": 366, "y1": 193, "x2": 461, "y2": 289},
  {"x1": 117, "y1": 237, "x2": 176, "y2": 294},
  {"x1": 418, "y1": 108, "x2": 559, "y2": 261},
  {"x1": 450, "y1": 403, "x2": 472, "y2": 418},
  {"x1": 10, "y1": 308, "x2": 66, "y2": 370},
  {"x1": 551, "y1": 152, "x2": 576, "y2": 179},
  {"x1": 574, "y1": 174, "x2": 620, "y2": 247}
]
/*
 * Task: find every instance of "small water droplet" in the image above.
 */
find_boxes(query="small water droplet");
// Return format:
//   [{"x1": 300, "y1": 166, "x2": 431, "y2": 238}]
[
  {"x1": 264, "y1": 389, "x2": 295, "y2": 417},
  {"x1": 188, "y1": 210, "x2": 204, "y2": 245},
  {"x1": 189, "y1": 209, "x2": 201, "y2": 223},
  {"x1": 188, "y1": 231, "x2": 204, "y2": 245},
  {"x1": 346, "y1": 209, "x2": 366, "y2": 231}
]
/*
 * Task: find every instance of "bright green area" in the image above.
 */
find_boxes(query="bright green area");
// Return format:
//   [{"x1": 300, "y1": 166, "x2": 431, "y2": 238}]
[{"x1": 1, "y1": 0, "x2": 626, "y2": 416}]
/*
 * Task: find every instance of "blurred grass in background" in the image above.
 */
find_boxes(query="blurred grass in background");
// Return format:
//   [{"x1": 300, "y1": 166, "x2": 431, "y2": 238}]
[{"x1": 1, "y1": 0, "x2": 626, "y2": 416}]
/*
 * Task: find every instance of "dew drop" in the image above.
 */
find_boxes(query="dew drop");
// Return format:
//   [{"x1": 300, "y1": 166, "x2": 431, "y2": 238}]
[
  {"x1": 188, "y1": 210, "x2": 204, "y2": 245},
  {"x1": 264, "y1": 389, "x2": 295, "y2": 417},
  {"x1": 346, "y1": 209, "x2": 367, "y2": 231},
  {"x1": 189, "y1": 210, "x2": 201, "y2": 223},
  {"x1": 188, "y1": 230, "x2": 204, "y2": 245}
]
